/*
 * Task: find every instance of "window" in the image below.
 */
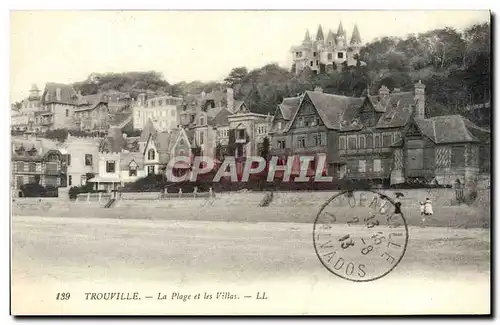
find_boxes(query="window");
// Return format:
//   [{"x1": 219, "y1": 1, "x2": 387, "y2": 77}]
[
  {"x1": 310, "y1": 61, "x2": 313, "y2": 67},
  {"x1": 147, "y1": 165, "x2": 155, "y2": 175},
  {"x1": 383, "y1": 134, "x2": 393, "y2": 147},
  {"x1": 296, "y1": 137, "x2": 306, "y2": 148},
  {"x1": 339, "y1": 136, "x2": 346, "y2": 150},
  {"x1": 106, "y1": 161, "x2": 116, "y2": 173},
  {"x1": 374, "y1": 134, "x2": 382, "y2": 148},
  {"x1": 16, "y1": 176, "x2": 23, "y2": 189},
  {"x1": 238, "y1": 129, "x2": 245, "y2": 140},
  {"x1": 316, "y1": 60, "x2": 319, "y2": 66},
  {"x1": 68, "y1": 175, "x2": 72, "y2": 186},
  {"x1": 278, "y1": 140, "x2": 286, "y2": 149},
  {"x1": 200, "y1": 132, "x2": 204, "y2": 145},
  {"x1": 129, "y1": 165, "x2": 137, "y2": 177},
  {"x1": 320, "y1": 133, "x2": 327, "y2": 146},
  {"x1": 85, "y1": 154, "x2": 93, "y2": 166},
  {"x1": 17, "y1": 162, "x2": 24, "y2": 172},
  {"x1": 200, "y1": 117, "x2": 205, "y2": 125},
  {"x1": 81, "y1": 175, "x2": 87, "y2": 186},
  {"x1": 148, "y1": 149, "x2": 156, "y2": 160},
  {"x1": 359, "y1": 160, "x2": 366, "y2": 173},
  {"x1": 313, "y1": 135, "x2": 320, "y2": 146},
  {"x1": 65, "y1": 109, "x2": 69, "y2": 117},
  {"x1": 304, "y1": 119, "x2": 310, "y2": 127},
  {"x1": 313, "y1": 52, "x2": 317, "y2": 57},
  {"x1": 348, "y1": 136, "x2": 357, "y2": 150},
  {"x1": 394, "y1": 132, "x2": 401, "y2": 143},
  {"x1": 338, "y1": 52, "x2": 344, "y2": 59},
  {"x1": 180, "y1": 139, "x2": 184, "y2": 146},
  {"x1": 359, "y1": 136, "x2": 366, "y2": 149},
  {"x1": 29, "y1": 163, "x2": 36, "y2": 172},
  {"x1": 366, "y1": 134, "x2": 373, "y2": 148},
  {"x1": 327, "y1": 53, "x2": 333, "y2": 60},
  {"x1": 277, "y1": 122, "x2": 282, "y2": 130},
  {"x1": 373, "y1": 159, "x2": 382, "y2": 172},
  {"x1": 67, "y1": 154, "x2": 71, "y2": 166}
]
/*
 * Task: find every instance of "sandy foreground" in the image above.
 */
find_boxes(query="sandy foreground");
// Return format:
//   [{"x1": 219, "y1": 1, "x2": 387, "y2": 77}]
[{"x1": 11, "y1": 215, "x2": 490, "y2": 315}]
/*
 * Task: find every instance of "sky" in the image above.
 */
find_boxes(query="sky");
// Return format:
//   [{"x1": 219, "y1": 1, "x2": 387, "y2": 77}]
[{"x1": 10, "y1": 10, "x2": 490, "y2": 102}]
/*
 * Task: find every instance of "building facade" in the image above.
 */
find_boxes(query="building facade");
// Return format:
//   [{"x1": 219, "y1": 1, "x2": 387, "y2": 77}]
[
  {"x1": 59, "y1": 134, "x2": 101, "y2": 187},
  {"x1": 11, "y1": 84, "x2": 43, "y2": 133},
  {"x1": 133, "y1": 93, "x2": 184, "y2": 132},
  {"x1": 270, "y1": 82, "x2": 491, "y2": 185},
  {"x1": 11, "y1": 137, "x2": 64, "y2": 190},
  {"x1": 291, "y1": 23, "x2": 365, "y2": 75}
]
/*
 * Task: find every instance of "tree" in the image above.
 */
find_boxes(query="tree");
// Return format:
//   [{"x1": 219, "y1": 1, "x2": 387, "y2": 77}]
[
  {"x1": 215, "y1": 142, "x2": 222, "y2": 160},
  {"x1": 260, "y1": 137, "x2": 270, "y2": 160},
  {"x1": 224, "y1": 67, "x2": 248, "y2": 87}
]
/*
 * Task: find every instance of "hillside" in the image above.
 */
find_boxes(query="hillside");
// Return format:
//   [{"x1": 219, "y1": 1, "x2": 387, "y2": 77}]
[{"x1": 68, "y1": 21, "x2": 490, "y2": 125}]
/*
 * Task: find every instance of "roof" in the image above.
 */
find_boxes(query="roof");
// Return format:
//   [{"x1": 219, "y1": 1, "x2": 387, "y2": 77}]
[
  {"x1": 119, "y1": 151, "x2": 144, "y2": 169},
  {"x1": 316, "y1": 25, "x2": 324, "y2": 41},
  {"x1": 279, "y1": 96, "x2": 302, "y2": 120},
  {"x1": 140, "y1": 119, "x2": 158, "y2": 142},
  {"x1": 298, "y1": 91, "x2": 364, "y2": 130},
  {"x1": 421, "y1": 115, "x2": 489, "y2": 144},
  {"x1": 207, "y1": 107, "x2": 233, "y2": 127},
  {"x1": 11, "y1": 138, "x2": 61, "y2": 161},
  {"x1": 350, "y1": 24, "x2": 362, "y2": 45},
  {"x1": 144, "y1": 129, "x2": 185, "y2": 164},
  {"x1": 41, "y1": 83, "x2": 79, "y2": 106}
]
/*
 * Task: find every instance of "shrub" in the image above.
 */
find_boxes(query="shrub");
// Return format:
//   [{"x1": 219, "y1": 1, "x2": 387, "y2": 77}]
[{"x1": 20, "y1": 183, "x2": 46, "y2": 197}]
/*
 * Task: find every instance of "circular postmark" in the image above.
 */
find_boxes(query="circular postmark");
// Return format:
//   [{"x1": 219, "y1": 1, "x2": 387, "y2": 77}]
[{"x1": 313, "y1": 190, "x2": 409, "y2": 282}]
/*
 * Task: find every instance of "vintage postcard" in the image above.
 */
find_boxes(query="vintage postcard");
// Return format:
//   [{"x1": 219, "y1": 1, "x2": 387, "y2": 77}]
[{"x1": 10, "y1": 10, "x2": 491, "y2": 315}]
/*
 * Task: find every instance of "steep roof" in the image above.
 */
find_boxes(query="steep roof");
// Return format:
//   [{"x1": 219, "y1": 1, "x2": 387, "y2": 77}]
[
  {"x1": 11, "y1": 138, "x2": 61, "y2": 162},
  {"x1": 350, "y1": 24, "x2": 362, "y2": 45},
  {"x1": 299, "y1": 91, "x2": 364, "y2": 130},
  {"x1": 316, "y1": 25, "x2": 324, "y2": 41},
  {"x1": 145, "y1": 129, "x2": 186, "y2": 164},
  {"x1": 326, "y1": 30, "x2": 336, "y2": 43},
  {"x1": 207, "y1": 107, "x2": 233, "y2": 126},
  {"x1": 140, "y1": 119, "x2": 158, "y2": 142},
  {"x1": 303, "y1": 29, "x2": 311, "y2": 43},
  {"x1": 336, "y1": 21, "x2": 345, "y2": 37},
  {"x1": 279, "y1": 96, "x2": 302, "y2": 120},
  {"x1": 119, "y1": 152, "x2": 144, "y2": 169},
  {"x1": 373, "y1": 92, "x2": 416, "y2": 128},
  {"x1": 41, "y1": 83, "x2": 79, "y2": 106}
]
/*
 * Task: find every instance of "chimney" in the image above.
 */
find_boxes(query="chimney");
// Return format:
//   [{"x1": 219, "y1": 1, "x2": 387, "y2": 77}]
[
  {"x1": 226, "y1": 88, "x2": 234, "y2": 111},
  {"x1": 414, "y1": 80, "x2": 426, "y2": 119},
  {"x1": 314, "y1": 86, "x2": 323, "y2": 93},
  {"x1": 378, "y1": 85, "x2": 390, "y2": 104}
]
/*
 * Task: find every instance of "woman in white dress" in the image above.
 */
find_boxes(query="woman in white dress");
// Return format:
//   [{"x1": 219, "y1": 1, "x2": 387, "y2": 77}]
[{"x1": 424, "y1": 198, "x2": 433, "y2": 216}]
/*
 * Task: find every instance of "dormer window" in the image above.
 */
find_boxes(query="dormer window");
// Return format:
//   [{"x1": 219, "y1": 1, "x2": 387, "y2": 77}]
[
  {"x1": 129, "y1": 161, "x2": 138, "y2": 176},
  {"x1": 200, "y1": 117, "x2": 205, "y2": 125},
  {"x1": 148, "y1": 149, "x2": 156, "y2": 160}
]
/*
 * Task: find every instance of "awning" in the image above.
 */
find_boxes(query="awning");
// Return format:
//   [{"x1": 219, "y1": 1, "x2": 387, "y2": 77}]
[{"x1": 87, "y1": 175, "x2": 121, "y2": 183}]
